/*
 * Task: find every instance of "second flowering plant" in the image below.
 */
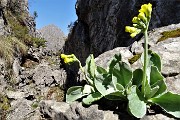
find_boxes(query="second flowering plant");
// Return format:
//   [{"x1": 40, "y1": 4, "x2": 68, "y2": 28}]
[{"x1": 61, "y1": 3, "x2": 180, "y2": 118}]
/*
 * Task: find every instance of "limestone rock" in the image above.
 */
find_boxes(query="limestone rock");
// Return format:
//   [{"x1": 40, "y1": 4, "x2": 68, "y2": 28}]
[
  {"x1": 6, "y1": 91, "x2": 26, "y2": 99},
  {"x1": 6, "y1": 99, "x2": 35, "y2": 120},
  {"x1": 166, "y1": 74, "x2": 180, "y2": 94},
  {"x1": 31, "y1": 62, "x2": 67, "y2": 87},
  {"x1": 141, "y1": 114, "x2": 175, "y2": 120},
  {"x1": 95, "y1": 47, "x2": 133, "y2": 68},
  {"x1": 39, "y1": 100, "x2": 118, "y2": 120},
  {"x1": 33, "y1": 65, "x2": 54, "y2": 86}
]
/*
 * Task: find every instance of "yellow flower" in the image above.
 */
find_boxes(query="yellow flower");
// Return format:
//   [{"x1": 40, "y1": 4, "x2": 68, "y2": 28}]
[
  {"x1": 64, "y1": 57, "x2": 74, "y2": 64},
  {"x1": 130, "y1": 29, "x2": 141, "y2": 38},
  {"x1": 138, "y1": 12, "x2": 147, "y2": 22},
  {"x1": 125, "y1": 26, "x2": 137, "y2": 33},
  {"x1": 132, "y1": 17, "x2": 139, "y2": 23},
  {"x1": 139, "y1": 3, "x2": 152, "y2": 18},
  {"x1": 130, "y1": 33, "x2": 137, "y2": 38},
  {"x1": 61, "y1": 54, "x2": 66, "y2": 59},
  {"x1": 125, "y1": 26, "x2": 141, "y2": 38},
  {"x1": 61, "y1": 54, "x2": 77, "y2": 64},
  {"x1": 125, "y1": 3, "x2": 152, "y2": 37}
]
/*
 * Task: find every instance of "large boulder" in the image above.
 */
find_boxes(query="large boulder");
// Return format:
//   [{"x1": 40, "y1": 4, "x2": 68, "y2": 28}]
[
  {"x1": 64, "y1": 0, "x2": 180, "y2": 64},
  {"x1": 39, "y1": 100, "x2": 119, "y2": 120}
]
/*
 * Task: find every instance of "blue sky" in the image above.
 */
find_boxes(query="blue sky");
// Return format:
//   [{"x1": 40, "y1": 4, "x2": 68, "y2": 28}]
[{"x1": 28, "y1": 0, "x2": 77, "y2": 35}]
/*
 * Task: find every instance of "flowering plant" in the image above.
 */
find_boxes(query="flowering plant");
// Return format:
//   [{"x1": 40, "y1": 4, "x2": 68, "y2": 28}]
[{"x1": 61, "y1": 3, "x2": 180, "y2": 118}]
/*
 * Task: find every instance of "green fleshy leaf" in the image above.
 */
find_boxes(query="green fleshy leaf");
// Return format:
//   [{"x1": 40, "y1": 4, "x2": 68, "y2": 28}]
[
  {"x1": 82, "y1": 92, "x2": 103, "y2": 105},
  {"x1": 105, "y1": 91, "x2": 125, "y2": 100},
  {"x1": 116, "y1": 83, "x2": 124, "y2": 91},
  {"x1": 151, "y1": 80, "x2": 167, "y2": 97},
  {"x1": 85, "y1": 75, "x2": 94, "y2": 86},
  {"x1": 108, "y1": 54, "x2": 122, "y2": 73},
  {"x1": 112, "y1": 61, "x2": 133, "y2": 88},
  {"x1": 145, "y1": 85, "x2": 159, "y2": 99},
  {"x1": 141, "y1": 50, "x2": 161, "y2": 72},
  {"x1": 132, "y1": 69, "x2": 143, "y2": 87},
  {"x1": 150, "y1": 51, "x2": 161, "y2": 72},
  {"x1": 150, "y1": 92, "x2": 180, "y2": 118},
  {"x1": 144, "y1": 80, "x2": 151, "y2": 99},
  {"x1": 95, "y1": 74, "x2": 116, "y2": 96},
  {"x1": 96, "y1": 66, "x2": 108, "y2": 74},
  {"x1": 150, "y1": 66, "x2": 164, "y2": 85},
  {"x1": 82, "y1": 85, "x2": 94, "y2": 94},
  {"x1": 66, "y1": 86, "x2": 86, "y2": 103},
  {"x1": 85, "y1": 54, "x2": 96, "y2": 84},
  {"x1": 128, "y1": 86, "x2": 147, "y2": 118}
]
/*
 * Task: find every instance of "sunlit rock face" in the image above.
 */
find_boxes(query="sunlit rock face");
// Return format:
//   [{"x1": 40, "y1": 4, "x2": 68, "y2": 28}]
[
  {"x1": 64, "y1": 0, "x2": 180, "y2": 64},
  {"x1": 39, "y1": 24, "x2": 66, "y2": 53}
]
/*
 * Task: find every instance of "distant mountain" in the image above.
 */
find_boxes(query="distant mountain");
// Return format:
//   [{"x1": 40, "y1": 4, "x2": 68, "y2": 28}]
[{"x1": 38, "y1": 24, "x2": 66, "y2": 53}]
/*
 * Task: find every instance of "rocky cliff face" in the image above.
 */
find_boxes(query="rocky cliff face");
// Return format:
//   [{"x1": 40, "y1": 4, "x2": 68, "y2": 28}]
[
  {"x1": 0, "y1": 0, "x2": 36, "y2": 36},
  {"x1": 64, "y1": 0, "x2": 180, "y2": 64}
]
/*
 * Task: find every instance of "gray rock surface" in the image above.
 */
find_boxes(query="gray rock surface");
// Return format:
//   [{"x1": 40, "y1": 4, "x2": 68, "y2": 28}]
[
  {"x1": 39, "y1": 100, "x2": 119, "y2": 120},
  {"x1": 39, "y1": 24, "x2": 66, "y2": 53},
  {"x1": 33, "y1": 64, "x2": 54, "y2": 86},
  {"x1": 30, "y1": 61, "x2": 67, "y2": 87},
  {"x1": 166, "y1": 74, "x2": 180, "y2": 94},
  {"x1": 141, "y1": 114, "x2": 175, "y2": 120},
  {"x1": 6, "y1": 91, "x2": 26, "y2": 99},
  {"x1": 65, "y1": 0, "x2": 180, "y2": 64},
  {"x1": 6, "y1": 99, "x2": 35, "y2": 120}
]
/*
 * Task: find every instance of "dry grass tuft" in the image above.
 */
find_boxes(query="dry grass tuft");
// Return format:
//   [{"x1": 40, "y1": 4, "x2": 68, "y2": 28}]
[{"x1": 0, "y1": 36, "x2": 27, "y2": 64}]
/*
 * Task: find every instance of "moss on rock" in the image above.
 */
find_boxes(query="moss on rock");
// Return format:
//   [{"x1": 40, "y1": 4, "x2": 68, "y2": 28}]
[
  {"x1": 157, "y1": 28, "x2": 180, "y2": 43},
  {"x1": 128, "y1": 53, "x2": 142, "y2": 64}
]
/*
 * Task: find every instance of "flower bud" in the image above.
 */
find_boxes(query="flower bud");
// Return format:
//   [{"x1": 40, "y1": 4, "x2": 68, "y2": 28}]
[
  {"x1": 132, "y1": 17, "x2": 139, "y2": 23},
  {"x1": 61, "y1": 54, "x2": 66, "y2": 59},
  {"x1": 138, "y1": 12, "x2": 147, "y2": 22},
  {"x1": 125, "y1": 26, "x2": 136, "y2": 33},
  {"x1": 130, "y1": 32, "x2": 137, "y2": 38},
  {"x1": 139, "y1": 3, "x2": 152, "y2": 19},
  {"x1": 64, "y1": 58, "x2": 75, "y2": 64}
]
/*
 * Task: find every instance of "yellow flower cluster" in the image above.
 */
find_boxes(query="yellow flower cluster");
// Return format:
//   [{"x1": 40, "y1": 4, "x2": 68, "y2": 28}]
[
  {"x1": 125, "y1": 3, "x2": 152, "y2": 38},
  {"x1": 61, "y1": 54, "x2": 77, "y2": 64},
  {"x1": 139, "y1": 3, "x2": 152, "y2": 19},
  {"x1": 125, "y1": 26, "x2": 141, "y2": 38}
]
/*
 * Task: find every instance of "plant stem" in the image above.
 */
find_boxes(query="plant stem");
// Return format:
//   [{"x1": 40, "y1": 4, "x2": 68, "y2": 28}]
[
  {"x1": 77, "y1": 59, "x2": 84, "y2": 73},
  {"x1": 142, "y1": 29, "x2": 148, "y2": 95}
]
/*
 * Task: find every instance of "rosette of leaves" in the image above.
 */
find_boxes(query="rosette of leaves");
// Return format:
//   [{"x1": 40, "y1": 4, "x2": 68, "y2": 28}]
[
  {"x1": 66, "y1": 54, "x2": 103, "y2": 105},
  {"x1": 65, "y1": 52, "x2": 180, "y2": 118}
]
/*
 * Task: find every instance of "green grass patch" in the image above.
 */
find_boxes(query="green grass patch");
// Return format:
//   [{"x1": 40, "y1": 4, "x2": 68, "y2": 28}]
[{"x1": 0, "y1": 36, "x2": 27, "y2": 64}]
